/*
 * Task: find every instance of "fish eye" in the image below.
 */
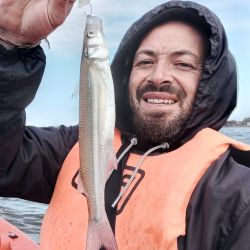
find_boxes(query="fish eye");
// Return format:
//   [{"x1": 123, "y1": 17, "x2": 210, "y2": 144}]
[{"x1": 87, "y1": 30, "x2": 95, "y2": 38}]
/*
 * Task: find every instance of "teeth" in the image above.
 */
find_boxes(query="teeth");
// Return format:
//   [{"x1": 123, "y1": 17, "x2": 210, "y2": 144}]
[{"x1": 147, "y1": 99, "x2": 175, "y2": 104}]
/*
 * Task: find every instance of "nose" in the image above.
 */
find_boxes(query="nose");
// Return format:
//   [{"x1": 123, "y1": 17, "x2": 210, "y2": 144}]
[{"x1": 148, "y1": 61, "x2": 173, "y2": 86}]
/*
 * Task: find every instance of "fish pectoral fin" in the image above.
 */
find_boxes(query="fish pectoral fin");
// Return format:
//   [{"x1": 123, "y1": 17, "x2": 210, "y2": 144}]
[
  {"x1": 75, "y1": 172, "x2": 86, "y2": 195},
  {"x1": 105, "y1": 147, "x2": 118, "y2": 181}
]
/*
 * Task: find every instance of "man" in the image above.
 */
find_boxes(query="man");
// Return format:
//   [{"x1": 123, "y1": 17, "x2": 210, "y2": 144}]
[{"x1": 1, "y1": 0, "x2": 250, "y2": 249}]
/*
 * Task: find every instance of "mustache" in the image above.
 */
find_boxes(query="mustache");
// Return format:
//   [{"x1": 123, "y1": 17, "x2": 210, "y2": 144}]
[{"x1": 136, "y1": 82, "x2": 186, "y2": 101}]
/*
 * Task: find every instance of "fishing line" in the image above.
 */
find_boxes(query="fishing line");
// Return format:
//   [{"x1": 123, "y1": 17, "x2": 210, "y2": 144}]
[
  {"x1": 80, "y1": 0, "x2": 93, "y2": 15},
  {"x1": 88, "y1": 0, "x2": 93, "y2": 16}
]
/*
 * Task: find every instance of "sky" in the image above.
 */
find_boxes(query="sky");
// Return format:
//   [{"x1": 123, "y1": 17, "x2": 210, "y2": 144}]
[{"x1": 26, "y1": 0, "x2": 250, "y2": 126}]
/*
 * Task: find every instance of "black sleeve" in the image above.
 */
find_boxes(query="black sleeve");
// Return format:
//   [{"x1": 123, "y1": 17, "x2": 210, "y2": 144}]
[
  {"x1": 182, "y1": 151, "x2": 250, "y2": 250},
  {"x1": 0, "y1": 45, "x2": 78, "y2": 204},
  {"x1": 222, "y1": 204, "x2": 250, "y2": 250}
]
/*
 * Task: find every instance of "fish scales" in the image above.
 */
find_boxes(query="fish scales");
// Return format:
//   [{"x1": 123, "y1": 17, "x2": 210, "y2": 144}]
[{"x1": 78, "y1": 15, "x2": 118, "y2": 250}]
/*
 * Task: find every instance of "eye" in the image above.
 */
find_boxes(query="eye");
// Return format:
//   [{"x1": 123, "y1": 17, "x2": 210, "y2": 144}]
[
  {"x1": 135, "y1": 59, "x2": 154, "y2": 67},
  {"x1": 175, "y1": 61, "x2": 195, "y2": 70},
  {"x1": 87, "y1": 30, "x2": 95, "y2": 38}
]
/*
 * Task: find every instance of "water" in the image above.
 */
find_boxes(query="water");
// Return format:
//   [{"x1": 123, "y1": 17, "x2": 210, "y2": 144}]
[
  {"x1": 0, "y1": 127, "x2": 250, "y2": 244},
  {"x1": 220, "y1": 127, "x2": 250, "y2": 144},
  {"x1": 0, "y1": 198, "x2": 47, "y2": 243}
]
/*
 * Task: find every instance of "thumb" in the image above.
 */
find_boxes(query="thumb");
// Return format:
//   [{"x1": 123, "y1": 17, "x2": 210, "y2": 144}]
[{"x1": 48, "y1": 0, "x2": 76, "y2": 27}]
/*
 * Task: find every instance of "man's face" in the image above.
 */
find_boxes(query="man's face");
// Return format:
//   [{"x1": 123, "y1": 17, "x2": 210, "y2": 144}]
[{"x1": 129, "y1": 21, "x2": 206, "y2": 146}]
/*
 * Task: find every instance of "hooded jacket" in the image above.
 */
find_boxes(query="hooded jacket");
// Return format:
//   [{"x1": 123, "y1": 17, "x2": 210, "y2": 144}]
[
  {"x1": 1, "y1": 1, "x2": 250, "y2": 249},
  {"x1": 111, "y1": 1, "x2": 236, "y2": 147}
]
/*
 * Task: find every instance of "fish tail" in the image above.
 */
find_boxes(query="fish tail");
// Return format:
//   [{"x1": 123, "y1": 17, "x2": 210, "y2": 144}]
[{"x1": 86, "y1": 219, "x2": 118, "y2": 250}]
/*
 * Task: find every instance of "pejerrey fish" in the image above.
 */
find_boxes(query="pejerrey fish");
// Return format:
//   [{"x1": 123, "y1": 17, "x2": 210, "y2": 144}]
[{"x1": 78, "y1": 15, "x2": 118, "y2": 250}]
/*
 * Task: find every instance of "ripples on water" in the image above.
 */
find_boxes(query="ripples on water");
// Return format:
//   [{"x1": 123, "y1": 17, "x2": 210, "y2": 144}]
[
  {"x1": 0, "y1": 127, "x2": 250, "y2": 243},
  {"x1": 0, "y1": 198, "x2": 47, "y2": 243},
  {"x1": 221, "y1": 127, "x2": 250, "y2": 144}
]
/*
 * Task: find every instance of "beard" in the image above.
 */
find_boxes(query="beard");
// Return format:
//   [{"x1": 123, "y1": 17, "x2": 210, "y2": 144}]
[
  {"x1": 129, "y1": 82, "x2": 193, "y2": 148},
  {"x1": 131, "y1": 107, "x2": 192, "y2": 148}
]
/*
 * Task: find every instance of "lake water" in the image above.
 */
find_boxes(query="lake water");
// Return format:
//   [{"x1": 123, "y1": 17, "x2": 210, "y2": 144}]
[{"x1": 1, "y1": 127, "x2": 250, "y2": 243}]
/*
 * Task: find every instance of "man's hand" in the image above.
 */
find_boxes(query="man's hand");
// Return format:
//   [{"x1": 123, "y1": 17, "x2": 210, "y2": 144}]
[{"x1": 0, "y1": 0, "x2": 75, "y2": 47}]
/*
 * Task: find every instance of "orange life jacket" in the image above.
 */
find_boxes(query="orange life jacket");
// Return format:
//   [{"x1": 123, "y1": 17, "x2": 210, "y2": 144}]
[{"x1": 40, "y1": 128, "x2": 250, "y2": 250}]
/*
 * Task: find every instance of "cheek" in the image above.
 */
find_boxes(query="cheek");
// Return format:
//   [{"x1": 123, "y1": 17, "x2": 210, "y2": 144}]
[
  {"x1": 129, "y1": 66, "x2": 149, "y2": 88},
  {"x1": 128, "y1": 71, "x2": 139, "y2": 97},
  {"x1": 177, "y1": 75, "x2": 200, "y2": 101},
  {"x1": 185, "y1": 84, "x2": 198, "y2": 99},
  {"x1": 128, "y1": 79, "x2": 137, "y2": 107}
]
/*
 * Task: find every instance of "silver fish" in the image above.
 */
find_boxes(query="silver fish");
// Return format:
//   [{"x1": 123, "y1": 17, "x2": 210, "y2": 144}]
[{"x1": 78, "y1": 15, "x2": 118, "y2": 250}]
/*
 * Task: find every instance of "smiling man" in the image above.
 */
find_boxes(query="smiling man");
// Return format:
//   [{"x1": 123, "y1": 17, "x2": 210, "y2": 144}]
[
  {"x1": 129, "y1": 21, "x2": 207, "y2": 147},
  {"x1": 1, "y1": 1, "x2": 250, "y2": 249}
]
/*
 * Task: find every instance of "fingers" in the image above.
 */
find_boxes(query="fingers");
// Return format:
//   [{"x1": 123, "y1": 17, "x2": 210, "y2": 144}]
[
  {"x1": 0, "y1": 0, "x2": 30, "y2": 30},
  {"x1": 48, "y1": 0, "x2": 76, "y2": 27}
]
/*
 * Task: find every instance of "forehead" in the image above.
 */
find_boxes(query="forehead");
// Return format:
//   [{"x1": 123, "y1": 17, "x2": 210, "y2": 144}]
[{"x1": 137, "y1": 21, "x2": 206, "y2": 59}]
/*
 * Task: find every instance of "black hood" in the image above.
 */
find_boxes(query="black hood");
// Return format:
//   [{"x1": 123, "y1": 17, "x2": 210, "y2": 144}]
[{"x1": 111, "y1": 1, "x2": 237, "y2": 146}]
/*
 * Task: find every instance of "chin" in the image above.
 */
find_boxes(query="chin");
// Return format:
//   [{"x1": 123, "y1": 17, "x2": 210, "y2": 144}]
[{"x1": 143, "y1": 110, "x2": 177, "y2": 120}]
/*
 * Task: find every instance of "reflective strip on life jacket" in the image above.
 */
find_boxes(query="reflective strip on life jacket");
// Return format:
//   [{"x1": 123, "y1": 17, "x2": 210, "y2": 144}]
[{"x1": 40, "y1": 128, "x2": 250, "y2": 250}]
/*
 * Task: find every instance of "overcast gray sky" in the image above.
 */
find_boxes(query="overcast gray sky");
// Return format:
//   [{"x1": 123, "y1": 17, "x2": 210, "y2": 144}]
[{"x1": 26, "y1": 0, "x2": 250, "y2": 126}]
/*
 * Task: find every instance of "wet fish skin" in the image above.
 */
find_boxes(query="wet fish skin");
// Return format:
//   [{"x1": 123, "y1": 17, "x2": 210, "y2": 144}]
[{"x1": 78, "y1": 15, "x2": 118, "y2": 250}]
